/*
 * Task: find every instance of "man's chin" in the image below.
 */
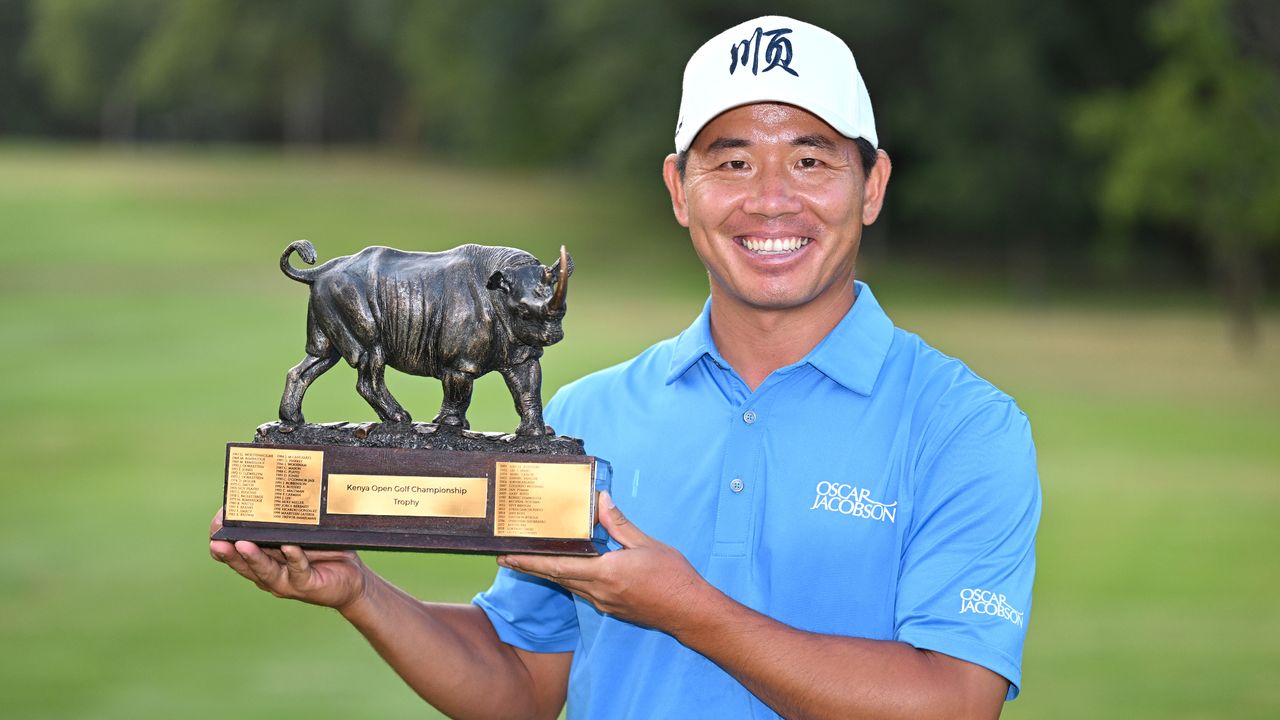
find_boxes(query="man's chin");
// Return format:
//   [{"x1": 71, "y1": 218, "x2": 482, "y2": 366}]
[{"x1": 715, "y1": 286, "x2": 817, "y2": 313}]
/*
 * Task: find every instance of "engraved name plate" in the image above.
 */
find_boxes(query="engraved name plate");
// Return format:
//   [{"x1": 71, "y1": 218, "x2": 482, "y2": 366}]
[
  {"x1": 225, "y1": 446, "x2": 322, "y2": 525},
  {"x1": 495, "y1": 462, "x2": 593, "y2": 539}
]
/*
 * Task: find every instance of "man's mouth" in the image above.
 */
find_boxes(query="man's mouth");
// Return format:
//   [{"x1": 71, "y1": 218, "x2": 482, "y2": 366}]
[{"x1": 737, "y1": 236, "x2": 812, "y2": 255}]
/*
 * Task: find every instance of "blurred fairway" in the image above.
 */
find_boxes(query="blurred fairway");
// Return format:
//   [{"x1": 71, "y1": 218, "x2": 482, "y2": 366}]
[{"x1": 1, "y1": 144, "x2": 1276, "y2": 719}]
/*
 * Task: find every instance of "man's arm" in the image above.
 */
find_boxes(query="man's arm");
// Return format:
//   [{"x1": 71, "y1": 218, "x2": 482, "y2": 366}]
[
  {"x1": 209, "y1": 509, "x2": 570, "y2": 720},
  {"x1": 500, "y1": 493, "x2": 1007, "y2": 720},
  {"x1": 665, "y1": 584, "x2": 1006, "y2": 720}
]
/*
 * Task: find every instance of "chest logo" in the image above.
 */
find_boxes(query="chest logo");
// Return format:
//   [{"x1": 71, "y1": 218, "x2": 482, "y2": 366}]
[{"x1": 809, "y1": 481, "x2": 896, "y2": 523}]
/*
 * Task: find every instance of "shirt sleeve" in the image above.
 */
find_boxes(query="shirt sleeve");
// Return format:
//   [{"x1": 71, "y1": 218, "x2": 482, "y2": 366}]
[
  {"x1": 894, "y1": 398, "x2": 1041, "y2": 700},
  {"x1": 473, "y1": 568, "x2": 580, "y2": 652},
  {"x1": 471, "y1": 390, "x2": 582, "y2": 653}
]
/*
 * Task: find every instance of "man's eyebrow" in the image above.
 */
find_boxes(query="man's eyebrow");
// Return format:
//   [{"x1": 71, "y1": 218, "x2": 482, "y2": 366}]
[
  {"x1": 705, "y1": 137, "x2": 750, "y2": 152},
  {"x1": 793, "y1": 134, "x2": 839, "y2": 151}
]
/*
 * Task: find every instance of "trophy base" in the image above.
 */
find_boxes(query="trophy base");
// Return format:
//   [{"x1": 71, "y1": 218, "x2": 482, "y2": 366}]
[
  {"x1": 210, "y1": 526, "x2": 603, "y2": 555},
  {"x1": 214, "y1": 422, "x2": 611, "y2": 556}
]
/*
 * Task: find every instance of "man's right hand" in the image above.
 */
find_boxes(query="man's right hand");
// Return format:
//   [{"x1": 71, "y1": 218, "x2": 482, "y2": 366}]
[{"x1": 209, "y1": 507, "x2": 369, "y2": 611}]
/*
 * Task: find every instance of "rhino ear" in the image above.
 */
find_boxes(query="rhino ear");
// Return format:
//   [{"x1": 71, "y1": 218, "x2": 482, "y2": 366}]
[
  {"x1": 487, "y1": 270, "x2": 509, "y2": 292},
  {"x1": 550, "y1": 253, "x2": 575, "y2": 278}
]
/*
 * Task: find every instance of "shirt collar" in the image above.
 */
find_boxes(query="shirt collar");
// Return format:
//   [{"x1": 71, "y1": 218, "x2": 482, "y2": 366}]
[
  {"x1": 804, "y1": 281, "x2": 895, "y2": 395},
  {"x1": 664, "y1": 281, "x2": 895, "y2": 395},
  {"x1": 666, "y1": 297, "x2": 720, "y2": 383}
]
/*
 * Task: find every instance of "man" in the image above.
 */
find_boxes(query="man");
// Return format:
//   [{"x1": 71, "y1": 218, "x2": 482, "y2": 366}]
[{"x1": 211, "y1": 16, "x2": 1040, "y2": 719}]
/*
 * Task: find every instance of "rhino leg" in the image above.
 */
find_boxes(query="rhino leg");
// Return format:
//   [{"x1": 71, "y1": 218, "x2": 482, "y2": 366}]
[
  {"x1": 279, "y1": 352, "x2": 340, "y2": 431},
  {"x1": 356, "y1": 345, "x2": 411, "y2": 424},
  {"x1": 433, "y1": 370, "x2": 474, "y2": 431},
  {"x1": 502, "y1": 359, "x2": 550, "y2": 436}
]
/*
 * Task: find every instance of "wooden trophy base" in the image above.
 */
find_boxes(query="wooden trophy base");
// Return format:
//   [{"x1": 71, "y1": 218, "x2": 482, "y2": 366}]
[{"x1": 212, "y1": 421, "x2": 611, "y2": 555}]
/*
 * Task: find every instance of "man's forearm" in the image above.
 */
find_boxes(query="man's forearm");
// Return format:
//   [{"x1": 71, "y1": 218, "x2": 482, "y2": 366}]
[
  {"x1": 339, "y1": 575, "x2": 567, "y2": 720},
  {"x1": 671, "y1": 584, "x2": 1005, "y2": 720}
]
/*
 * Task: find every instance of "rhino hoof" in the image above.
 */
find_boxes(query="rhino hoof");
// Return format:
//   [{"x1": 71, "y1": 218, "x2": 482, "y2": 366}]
[
  {"x1": 514, "y1": 423, "x2": 553, "y2": 437},
  {"x1": 432, "y1": 414, "x2": 468, "y2": 432}
]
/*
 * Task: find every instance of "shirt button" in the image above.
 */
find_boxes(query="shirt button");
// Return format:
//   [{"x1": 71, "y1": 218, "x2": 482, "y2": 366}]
[
  {"x1": 742, "y1": 410, "x2": 757, "y2": 424},
  {"x1": 730, "y1": 478, "x2": 744, "y2": 493}
]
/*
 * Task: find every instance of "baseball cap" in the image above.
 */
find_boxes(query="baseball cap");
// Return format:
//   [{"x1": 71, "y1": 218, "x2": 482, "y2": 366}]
[{"x1": 674, "y1": 16, "x2": 877, "y2": 153}]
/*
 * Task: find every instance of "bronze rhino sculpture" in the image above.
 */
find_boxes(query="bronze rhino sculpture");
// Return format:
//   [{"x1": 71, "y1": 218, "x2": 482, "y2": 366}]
[{"x1": 276, "y1": 240, "x2": 572, "y2": 436}]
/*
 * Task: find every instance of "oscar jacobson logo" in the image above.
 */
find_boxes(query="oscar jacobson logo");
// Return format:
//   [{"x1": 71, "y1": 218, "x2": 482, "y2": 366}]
[
  {"x1": 808, "y1": 481, "x2": 896, "y2": 523},
  {"x1": 959, "y1": 588, "x2": 1024, "y2": 627}
]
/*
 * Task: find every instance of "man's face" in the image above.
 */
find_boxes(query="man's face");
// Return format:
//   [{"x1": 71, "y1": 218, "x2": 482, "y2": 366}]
[{"x1": 663, "y1": 103, "x2": 889, "y2": 315}]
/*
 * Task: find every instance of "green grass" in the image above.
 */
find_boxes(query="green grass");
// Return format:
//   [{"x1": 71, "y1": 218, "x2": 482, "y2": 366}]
[{"x1": 1, "y1": 143, "x2": 1276, "y2": 719}]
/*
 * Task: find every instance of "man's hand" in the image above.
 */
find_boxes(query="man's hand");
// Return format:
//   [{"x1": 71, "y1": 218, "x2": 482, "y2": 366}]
[
  {"x1": 209, "y1": 507, "x2": 369, "y2": 611},
  {"x1": 497, "y1": 492, "x2": 714, "y2": 633}
]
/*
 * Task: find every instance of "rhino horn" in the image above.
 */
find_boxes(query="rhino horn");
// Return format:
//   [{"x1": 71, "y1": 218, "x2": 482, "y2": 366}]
[{"x1": 550, "y1": 245, "x2": 570, "y2": 312}]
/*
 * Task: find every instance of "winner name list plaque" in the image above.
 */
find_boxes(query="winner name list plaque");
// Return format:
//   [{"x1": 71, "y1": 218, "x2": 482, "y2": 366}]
[{"x1": 216, "y1": 439, "x2": 611, "y2": 555}]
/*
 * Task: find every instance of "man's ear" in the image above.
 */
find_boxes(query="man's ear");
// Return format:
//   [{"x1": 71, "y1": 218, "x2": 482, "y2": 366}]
[
  {"x1": 861, "y1": 149, "x2": 892, "y2": 226},
  {"x1": 487, "y1": 270, "x2": 509, "y2": 292},
  {"x1": 662, "y1": 153, "x2": 690, "y2": 228}
]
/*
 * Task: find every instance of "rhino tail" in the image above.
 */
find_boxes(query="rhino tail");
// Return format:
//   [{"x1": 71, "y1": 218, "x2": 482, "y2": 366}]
[{"x1": 280, "y1": 239, "x2": 323, "y2": 284}]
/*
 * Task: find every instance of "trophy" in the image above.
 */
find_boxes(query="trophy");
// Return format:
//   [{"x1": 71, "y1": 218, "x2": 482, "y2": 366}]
[{"x1": 211, "y1": 240, "x2": 610, "y2": 555}]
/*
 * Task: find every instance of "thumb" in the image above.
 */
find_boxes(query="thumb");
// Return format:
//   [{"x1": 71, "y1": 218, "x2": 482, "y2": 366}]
[{"x1": 598, "y1": 491, "x2": 649, "y2": 548}]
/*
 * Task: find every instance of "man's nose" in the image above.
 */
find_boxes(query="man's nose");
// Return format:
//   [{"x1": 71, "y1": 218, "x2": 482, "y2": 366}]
[{"x1": 741, "y1": 165, "x2": 803, "y2": 217}]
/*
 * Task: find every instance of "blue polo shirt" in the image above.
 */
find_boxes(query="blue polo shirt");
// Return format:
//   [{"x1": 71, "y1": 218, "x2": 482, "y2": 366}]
[{"x1": 474, "y1": 282, "x2": 1040, "y2": 718}]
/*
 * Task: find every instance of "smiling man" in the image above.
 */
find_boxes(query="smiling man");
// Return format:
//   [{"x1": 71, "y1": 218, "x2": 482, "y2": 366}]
[
  {"x1": 663, "y1": 101, "x2": 887, "y2": 389},
  {"x1": 211, "y1": 16, "x2": 1040, "y2": 719}
]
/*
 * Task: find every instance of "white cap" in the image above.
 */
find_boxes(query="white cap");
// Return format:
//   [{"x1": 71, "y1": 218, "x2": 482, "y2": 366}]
[{"x1": 674, "y1": 16, "x2": 877, "y2": 153}]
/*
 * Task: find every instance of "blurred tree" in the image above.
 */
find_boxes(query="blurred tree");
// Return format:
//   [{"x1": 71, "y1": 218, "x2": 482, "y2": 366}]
[
  {"x1": 128, "y1": 0, "x2": 273, "y2": 140},
  {"x1": 23, "y1": 0, "x2": 408, "y2": 143},
  {"x1": 391, "y1": 0, "x2": 695, "y2": 172},
  {"x1": 0, "y1": 0, "x2": 49, "y2": 134},
  {"x1": 24, "y1": 0, "x2": 162, "y2": 140},
  {"x1": 128, "y1": 0, "x2": 407, "y2": 144},
  {"x1": 861, "y1": 0, "x2": 1165, "y2": 296},
  {"x1": 1076, "y1": 0, "x2": 1280, "y2": 349}
]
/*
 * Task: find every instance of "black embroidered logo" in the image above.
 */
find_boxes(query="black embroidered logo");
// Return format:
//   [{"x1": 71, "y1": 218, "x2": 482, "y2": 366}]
[{"x1": 728, "y1": 26, "x2": 798, "y2": 77}]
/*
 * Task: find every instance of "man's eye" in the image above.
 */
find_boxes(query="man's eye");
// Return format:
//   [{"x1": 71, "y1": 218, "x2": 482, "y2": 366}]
[
  {"x1": 723, "y1": 160, "x2": 748, "y2": 170},
  {"x1": 799, "y1": 157, "x2": 820, "y2": 168}
]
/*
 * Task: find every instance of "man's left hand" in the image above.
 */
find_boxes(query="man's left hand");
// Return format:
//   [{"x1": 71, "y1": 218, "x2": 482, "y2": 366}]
[{"x1": 497, "y1": 491, "x2": 712, "y2": 633}]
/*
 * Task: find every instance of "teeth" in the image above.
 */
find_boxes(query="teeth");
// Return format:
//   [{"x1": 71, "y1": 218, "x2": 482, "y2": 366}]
[{"x1": 741, "y1": 237, "x2": 810, "y2": 254}]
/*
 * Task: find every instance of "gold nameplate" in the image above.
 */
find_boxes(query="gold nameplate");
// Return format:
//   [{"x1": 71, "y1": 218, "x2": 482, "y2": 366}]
[
  {"x1": 494, "y1": 461, "x2": 592, "y2": 539},
  {"x1": 225, "y1": 446, "x2": 323, "y2": 525},
  {"x1": 327, "y1": 474, "x2": 487, "y2": 518}
]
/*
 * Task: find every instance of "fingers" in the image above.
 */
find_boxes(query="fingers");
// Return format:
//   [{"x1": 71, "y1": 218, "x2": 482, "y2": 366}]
[
  {"x1": 209, "y1": 506, "x2": 225, "y2": 535},
  {"x1": 497, "y1": 492, "x2": 651, "y2": 581},
  {"x1": 301, "y1": 549, "x2": 358, "y2": 562},
  {"x1": 233, "y1": 540, "x2": 276, "y2": 574},
  {"x1": 499, "y1": 554, "x2": 597, "y2": 583},
  {"x1": 210, "y1": 541, "x2": 248, "y2": 574},
  {"x1": 234, "y1": 540, "x2": 292, "y2": 594},
  {"x1": 210, "y1": 539, "x2": 272, "y2": 591},
  {"x1": 597, "y1": 491, "x2": 649, "y2": 549},
  {"x1": 281, "y1": 544, "x2": 312, "y2": 584}
]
